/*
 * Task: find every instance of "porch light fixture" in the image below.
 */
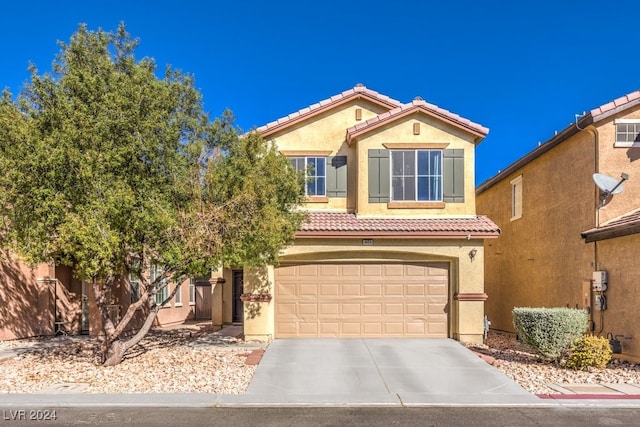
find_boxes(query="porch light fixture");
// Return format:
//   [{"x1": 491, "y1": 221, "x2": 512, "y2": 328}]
[{"x1": 468, "y1": 248, "x2": 477, "y2": 261}]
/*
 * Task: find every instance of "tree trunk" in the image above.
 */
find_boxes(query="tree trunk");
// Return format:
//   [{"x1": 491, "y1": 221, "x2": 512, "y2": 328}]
[{"x1": 102, "y1": 306, "x2": 161, "y2": 366}]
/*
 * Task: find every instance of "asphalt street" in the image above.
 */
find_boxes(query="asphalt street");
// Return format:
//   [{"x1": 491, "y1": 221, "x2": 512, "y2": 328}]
[{"x1": 2, "y1": 407, "x2": 639, "y2": 426}]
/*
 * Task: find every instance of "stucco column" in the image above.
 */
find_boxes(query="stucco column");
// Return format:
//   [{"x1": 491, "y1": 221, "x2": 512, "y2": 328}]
[
  {"x1": 454, "y1": 244, "x2": 487, "y2": 345},
  {"x1": 241, "y1": 265, "x2": 275, "y2": 342},
  {"x1": 209, "y1": 276, "x2": 224, "y2": 331}
]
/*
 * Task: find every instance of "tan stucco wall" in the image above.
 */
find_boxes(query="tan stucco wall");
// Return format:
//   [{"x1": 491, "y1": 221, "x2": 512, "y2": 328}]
[
  {"x1": 477, "y1": 129, "x2": 596, "y2": 333},
  {"x1": 240, "y1": 237, "x2": 487, "y2": 343},
  {"x1": 354, "y1": 114, "x2": 478, "y2": 217},
  {"x1": 265, "y1": 99, "x2": 390, "y2": 212},
  {"x1": 0, "y1": 255, "x2": 54, "y2": 340},
  {"x1": 264, "y1": 99, "x2": 479, "y2": 217},
  {"x1": 594, "y1": 104, "x2": 640, "y2": 223},
  {"x1": 594, "y1": 233, "x2": 640, "y2": 358}
]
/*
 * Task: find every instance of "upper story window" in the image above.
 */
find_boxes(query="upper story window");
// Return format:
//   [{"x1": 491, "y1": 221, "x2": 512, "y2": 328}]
[
  {"x1": 291, "y1": 156, "x2": 326, "y2": 196},
  {"x1": 511, "y1": 175, "x2": 523, "y2": 221},
  {"x1": 614, "y1": 119, "x2": 640, "y2": 147},
  {"x1": 390, "y1": 150, "x2": 442, "y2": 201}
]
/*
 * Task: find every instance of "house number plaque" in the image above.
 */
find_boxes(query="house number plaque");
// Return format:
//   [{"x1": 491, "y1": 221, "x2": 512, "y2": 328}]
[{"x1": 362, "y1": 239, "x2": 374, "y2": 246}]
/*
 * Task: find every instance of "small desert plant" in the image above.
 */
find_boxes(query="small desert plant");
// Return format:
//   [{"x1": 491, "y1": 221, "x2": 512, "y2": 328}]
[
  {"x1": 512, "y1": 307, "x2": 587, "y2": 360},
  {"x1": 563, "y1": 335, "x2": 612, "y2": 370}
]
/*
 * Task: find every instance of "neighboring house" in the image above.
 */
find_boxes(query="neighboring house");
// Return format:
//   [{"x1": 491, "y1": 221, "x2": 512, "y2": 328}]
[
  {"x1": 211, "y1": 85, "x2": 499, "y2": 344},
  {"x1": 476, "y1": 89, "x2": 640, "y2": 360},
  {"x1": 0, "y1": 252, "x2": 207, "y2": 340}
]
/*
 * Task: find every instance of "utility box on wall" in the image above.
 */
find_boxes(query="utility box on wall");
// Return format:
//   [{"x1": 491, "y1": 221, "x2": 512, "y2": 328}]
[{"x1": 592, "y1": 270, "x2": 608, "y2": 292}]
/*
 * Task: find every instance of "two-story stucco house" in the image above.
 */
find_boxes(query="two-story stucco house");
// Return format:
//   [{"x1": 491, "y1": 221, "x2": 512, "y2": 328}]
[
  {"x1": 477, "y1": 89, "x2": 640, "y2": 360},
  {"x1": 211, "y1": 85, "x2": 499, "y2": 344}
]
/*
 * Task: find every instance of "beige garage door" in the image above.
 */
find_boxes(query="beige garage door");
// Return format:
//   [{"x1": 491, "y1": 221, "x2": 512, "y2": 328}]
[{"x1": 274, "y1": 262, "x2": 449, "y2": 338}]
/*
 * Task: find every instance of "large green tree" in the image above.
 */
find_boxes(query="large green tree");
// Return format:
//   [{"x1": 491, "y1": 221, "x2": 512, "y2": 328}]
[{"x1": 0, "y1": 24, "x2": 305, "y2": 365}]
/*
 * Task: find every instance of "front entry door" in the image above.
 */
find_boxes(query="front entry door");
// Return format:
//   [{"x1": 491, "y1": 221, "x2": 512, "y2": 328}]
[{"x1": 232, "y1": 270, "x2": 244, "y2": 324}]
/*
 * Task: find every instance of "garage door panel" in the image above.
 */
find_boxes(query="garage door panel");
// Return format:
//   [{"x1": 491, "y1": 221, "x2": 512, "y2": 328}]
[
  {"x1": 320, "y1": 303, "x2": 339, "y2": 315},
  {"x1": 341, "y1": 265, "x2": 361, "y2": 276},
  {"x1": 342, "y1": 284, "x2": 361, "y2": 296},
  {"x1": 363, "y1": 284, "x2": 382, "y2": 296},
  {"x1": 275, "y1": 262, "x2": 449, "y2": 338},
  {"x1": 320, "y1": 284, "x2": 339, "y2": 296},
  {"x1": 341, "y1": 303, "x2": 361, "y2": 315}
]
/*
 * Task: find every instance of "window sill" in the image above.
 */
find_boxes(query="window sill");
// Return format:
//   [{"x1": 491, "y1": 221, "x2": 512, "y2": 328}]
[
  {"x1": 614, "y1": 142, "x2": 639, "y2": 148},
  {"x1": 174, "y1": 303, "x2": 183, "y2": 307},
  {"x1": 510, "y1": 215, "x2": 522, "y2": 222},
  {"x1": 189, "y1": 302, "x2": 196, "y2": 306},
  {"x1": 306, "y1": 196, "x2": 329, "y2": 203},
  {"x1": 387, "y1": 201, "x2": 445, "y2": 209}
]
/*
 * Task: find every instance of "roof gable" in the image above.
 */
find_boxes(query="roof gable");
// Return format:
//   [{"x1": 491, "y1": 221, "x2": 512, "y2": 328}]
[
  {"x1": 345, "y1": 98, "x2": 489, "y2": 145},
  {"x1": 257, "y1": 84, "x2": 401, "y2": 138}
]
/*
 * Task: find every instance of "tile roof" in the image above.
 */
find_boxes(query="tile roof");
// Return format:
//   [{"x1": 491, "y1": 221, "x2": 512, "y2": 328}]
[
  {"x1": 581, "y1": 208, "x2": 640, "y2": 242},
  {"x1": 297, "y1": 212, "x2": 500, "y2": 238},
  {"x1": 590, "y1": 90, "x2": 640, "y2": 121},
  {"x1": 346, "y1": 98, "x2": 489, "y2": 145},
  {"x1": 256, "y1": 84, "x2": 402, "y2": 137}
]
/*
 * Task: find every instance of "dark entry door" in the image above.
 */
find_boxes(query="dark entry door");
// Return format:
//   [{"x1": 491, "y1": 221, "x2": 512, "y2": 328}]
[{"x1": 232, "y1": 270, "x2": 243, "y2": 323}]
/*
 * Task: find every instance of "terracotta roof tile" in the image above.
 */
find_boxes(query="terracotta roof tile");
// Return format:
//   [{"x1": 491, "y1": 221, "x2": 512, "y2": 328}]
[
  {"x1": 590, "y1": 90, "x2": 640, "y2": 120},
  {"x1": 581, "y1": 208, "x2": 640, "y2": 240},
  {"x1": 346, "y1": 99, "x2": 489, "y2": 145},
  {"x1": 297, "y1": 212, "x2": 500, "y2": 238},
  {"x1": 256, "y1": 85, "x2": 402, "y2": 137}
]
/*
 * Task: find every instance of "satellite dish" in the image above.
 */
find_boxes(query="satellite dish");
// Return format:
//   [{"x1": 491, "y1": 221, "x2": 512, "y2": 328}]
[{"x1": 593, "y1": 173, "x2": 629, "y2": 206}]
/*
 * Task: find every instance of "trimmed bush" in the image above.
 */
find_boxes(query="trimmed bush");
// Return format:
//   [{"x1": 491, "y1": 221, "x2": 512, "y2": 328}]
[
  {"x1": 512, "y1": 307, "x2": 587, "y2": 360},
  {"x1": 564, "y1": 335, "x2": 612, "y2": 370}
]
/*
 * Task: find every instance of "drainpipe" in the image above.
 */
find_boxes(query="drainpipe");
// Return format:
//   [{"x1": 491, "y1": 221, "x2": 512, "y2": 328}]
[{"x1": 584, "y1": 125, "x2": 602, "y2": 332}]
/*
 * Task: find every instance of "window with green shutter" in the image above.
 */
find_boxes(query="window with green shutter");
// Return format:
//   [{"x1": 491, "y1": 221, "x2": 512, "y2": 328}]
[{"x1": 368, "y1": 148, "x2": 464, "y2": 204}]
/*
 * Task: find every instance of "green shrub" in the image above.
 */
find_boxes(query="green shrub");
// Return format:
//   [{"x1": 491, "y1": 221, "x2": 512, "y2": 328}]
[
  {"x1": 512, "y1": 307, "x2": 587, "y2": 360},
  {"x1": 564, "y1": 335, "x2": 612, "y2": 370}
]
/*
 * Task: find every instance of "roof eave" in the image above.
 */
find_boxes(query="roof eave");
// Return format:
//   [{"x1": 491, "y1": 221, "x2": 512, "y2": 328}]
[
  {"x1": 476, "y1": 114, "x2": 594, "y2": 194},
  {"x1": 581, "y1": 222, "x2": 640, "y2": 243},
  {"x1": 346, "y1": 107, "x2": 488, "y2": 146},
  {"x1": 259, "y1": 92, "x2": 400, "y2": 138},
  {"x1": 295, "y1": 230, "x2": 500, "y2": 239}
]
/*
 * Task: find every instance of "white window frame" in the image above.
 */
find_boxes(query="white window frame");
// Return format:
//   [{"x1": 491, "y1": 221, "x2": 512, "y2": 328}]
[
  {"x1": 290, "y1": 156, "x2": 326, "y2": 196},
  {"x1": 511, "y1": 175, "x2": 523, "y2": 221},
  {"x1": 614, "y1": 119, "x2": 640, "y2": 147},
  {"x1": 151, "y1": 265, "x2": 169, "y2": 306},
  {"x1": 174, "y1": 282, "x2": 182, "y2": 306},
  {"x1": 129, "y1": 272, "x2": 141, "y2": 304},
  {"x1": 189, "y1": 278, "x2": 196, "y2": 306},
  {"x1": 390, "y1": 149, "x2": 443, "y2": 202}
]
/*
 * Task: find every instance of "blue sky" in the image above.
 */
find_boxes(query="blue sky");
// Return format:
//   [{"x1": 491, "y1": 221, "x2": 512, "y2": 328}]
[{"x1": 2, "y1": 1, "x2": 639, "y2": 184}]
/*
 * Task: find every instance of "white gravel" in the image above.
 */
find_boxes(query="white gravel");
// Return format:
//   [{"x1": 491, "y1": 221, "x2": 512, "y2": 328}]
[
  {"x1": 469, "y1": 330, "x2": 640, "y2": 394},
  {"x1": 0, "y1": 329, "x2": 262, "y2": 394}
]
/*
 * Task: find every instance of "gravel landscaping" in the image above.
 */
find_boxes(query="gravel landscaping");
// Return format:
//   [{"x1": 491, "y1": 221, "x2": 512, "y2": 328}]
[
  {"x1": 2, "y1": 328, "x2": 640, "y2": 395},
  {"x1": 0, "y1": 327, "x2": 263, "y2": 394},
  {"x1": 469, "y1": 330, "x2": 640, "y2": 394}
]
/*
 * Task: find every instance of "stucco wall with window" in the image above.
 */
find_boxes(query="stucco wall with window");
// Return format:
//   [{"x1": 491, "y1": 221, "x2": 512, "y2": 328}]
[
  {"x1": 595, "y1": 104, "x2": 640, "y2": 223},
  {"x1": 265, "y1": 99, "x2": 390, "y2": 212},
  {"x1": 355, "y1": 115, "x2": 477, "y2": 217},
  {"x1": 477, "y1": 130, "x2": 595, "y2": 333}
]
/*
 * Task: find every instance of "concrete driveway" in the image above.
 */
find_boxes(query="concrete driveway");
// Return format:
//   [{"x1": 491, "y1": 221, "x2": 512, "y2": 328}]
[{"x1": 236, "y1": 338, "x2": 541, "y2": 405}]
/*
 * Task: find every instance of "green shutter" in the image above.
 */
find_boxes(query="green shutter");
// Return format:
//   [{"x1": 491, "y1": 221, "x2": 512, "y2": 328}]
[
  {"x1": 368, "y1": 149, "x2": 390, "y2": 203},
  {"x1": 443, "y1": 149, "x2": 464, "y2": 203},
  {"x1": 327, "y1": 156, "x2": 347, "y2": 197}
]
